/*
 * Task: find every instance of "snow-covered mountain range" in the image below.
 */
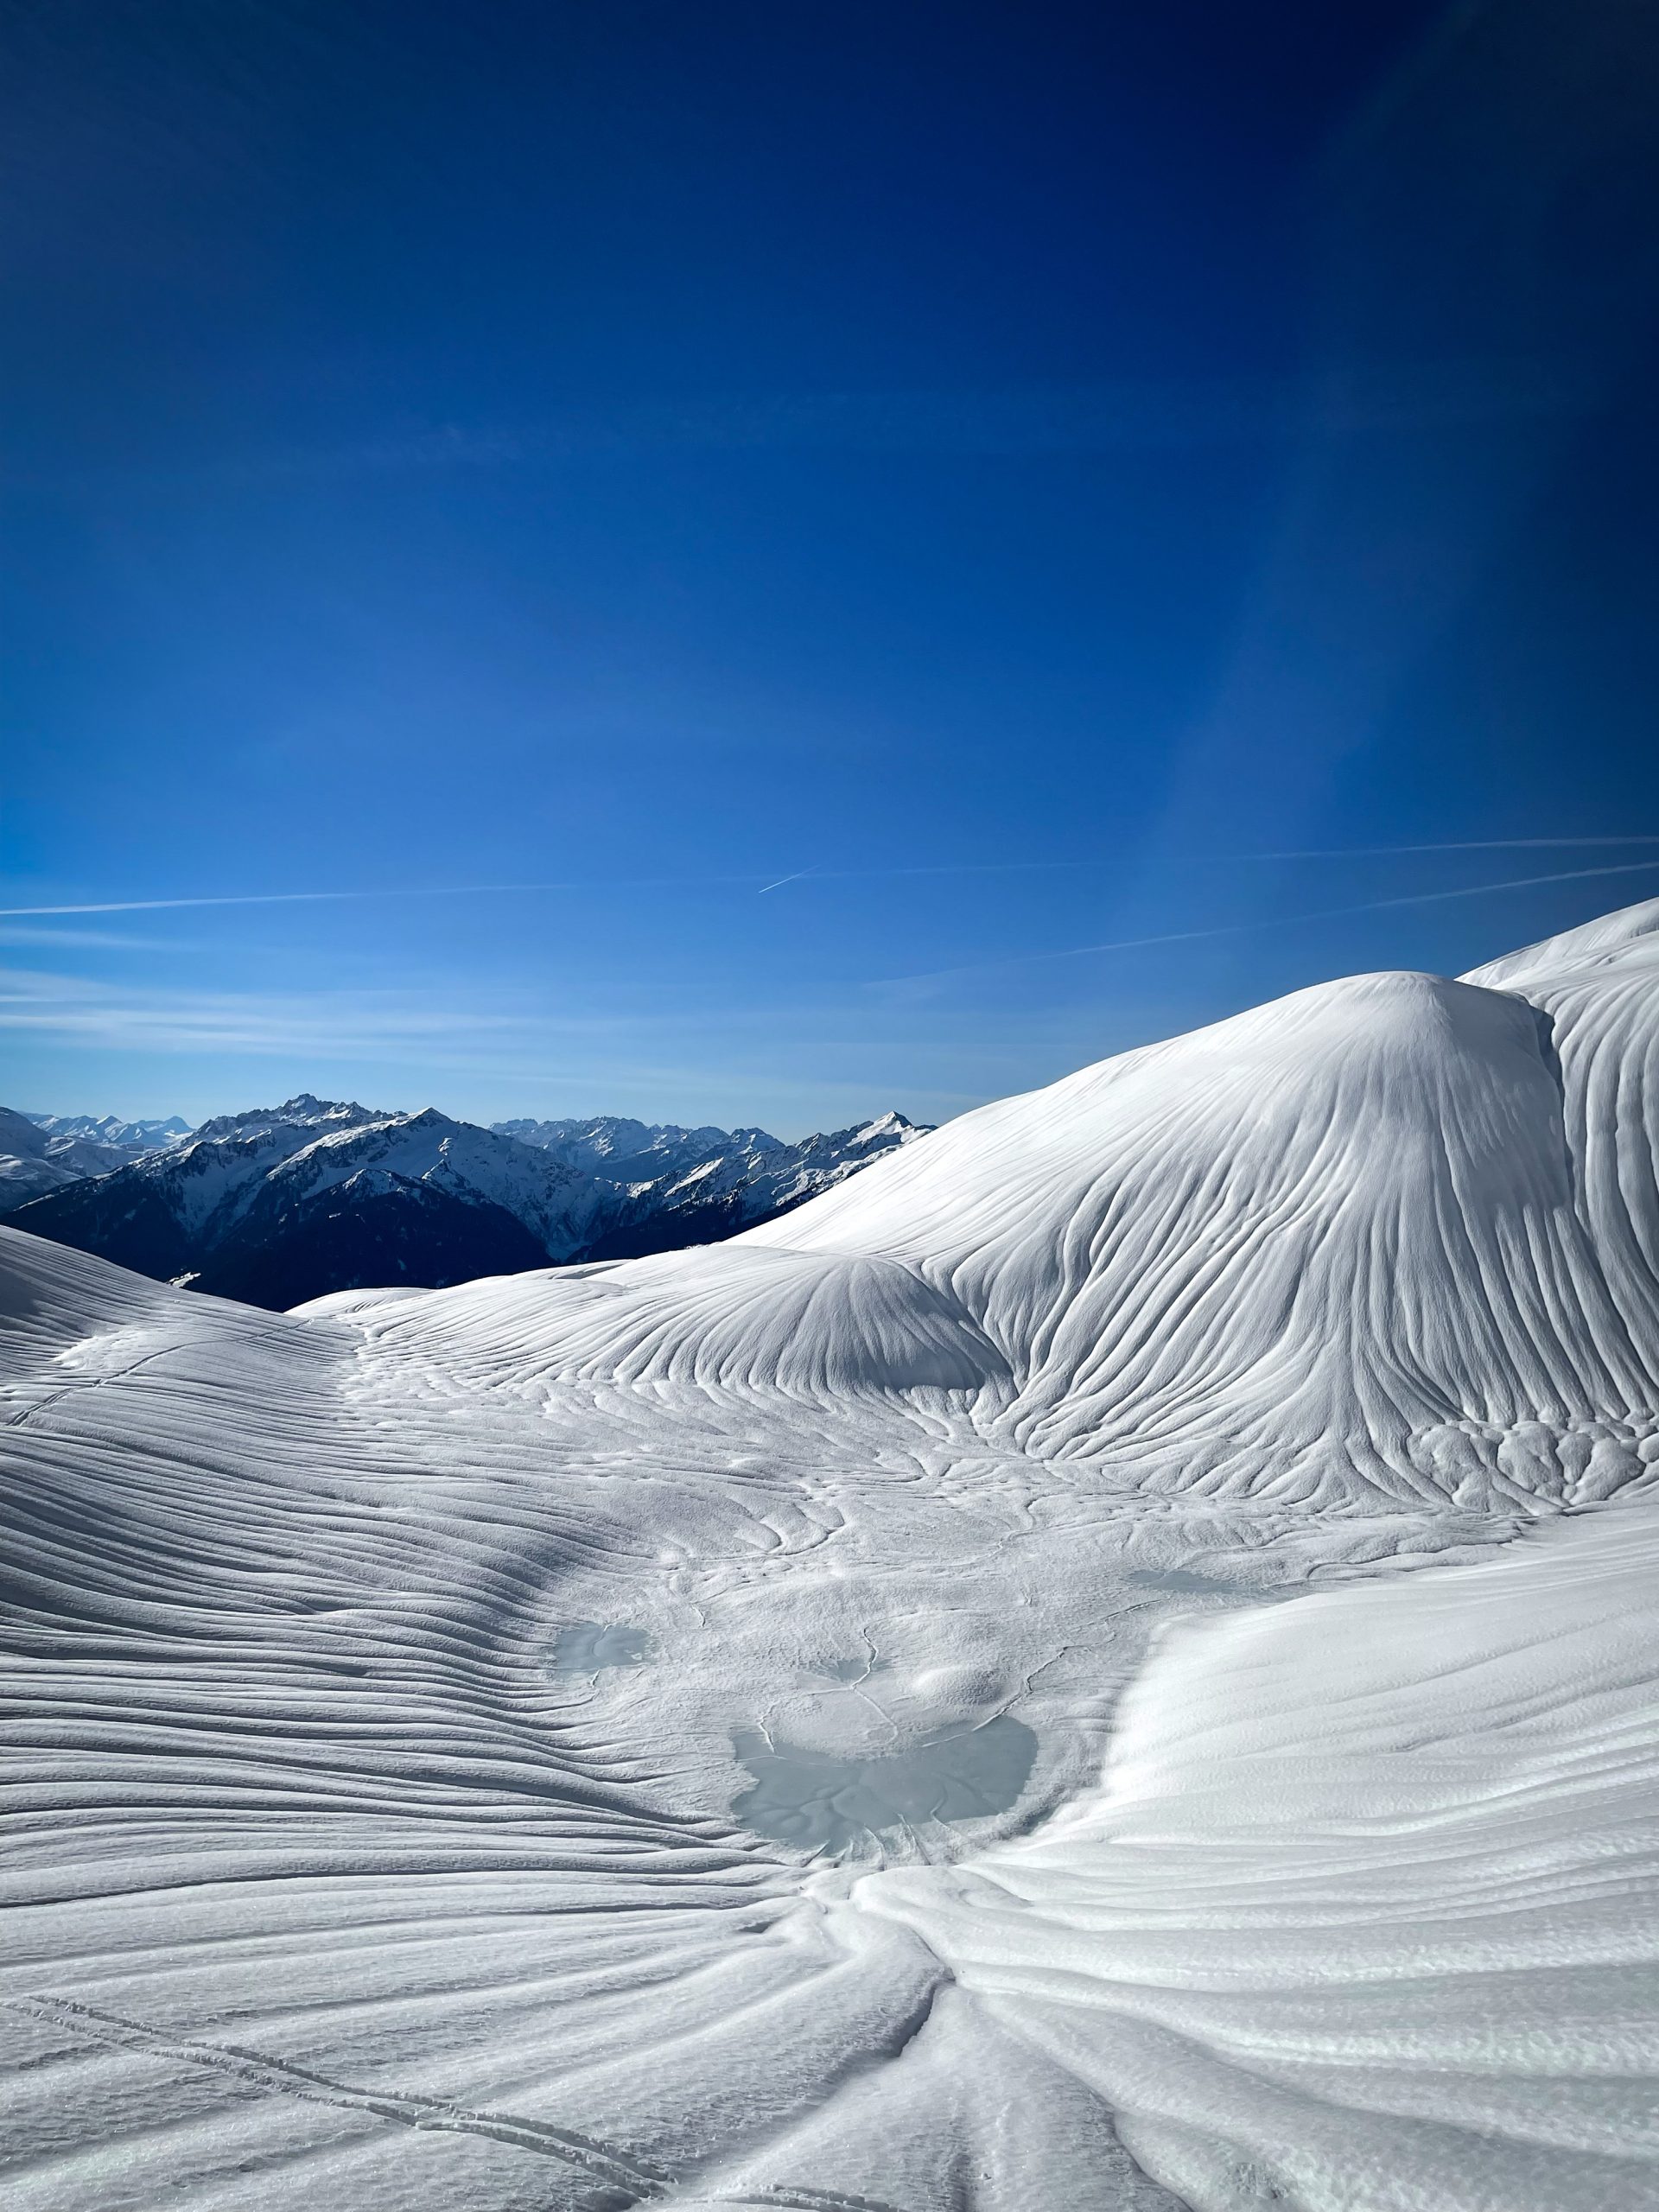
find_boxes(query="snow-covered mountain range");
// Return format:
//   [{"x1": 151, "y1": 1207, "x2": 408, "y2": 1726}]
[
  {"x1": 0, "y1": 1104, "x2": 188, "y2": 1207},
  {"x1": 28, "y1": 1108, "x2": 192, "y2": 1150},
  {"x1": 8, "y1": 899, "x2": 1659, "y2": 2209},
  {"x1": 0, "y1": 1095, "x2": 930, "y2": 1305},
  {"x1": 501, "y1": 1106, "x2": 928, "y2": 1261},
  {"x1": 493, "y1": 1112, "x2": 748, "y2": 1179}
]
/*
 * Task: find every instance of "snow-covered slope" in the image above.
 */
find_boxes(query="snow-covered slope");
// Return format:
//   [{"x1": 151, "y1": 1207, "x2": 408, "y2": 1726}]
[
  {"x1": 346, "y1": 907, "x2": 1659, "y2": 1510},
  {"x1": 7, "y1": 899, "x2": 1659, "y2": 2211},
  {"x1": 867, "y1": 1502, "x2": 1659, "y2": 2209},
  {"x1": 747, "y1": 964, "x2": 1659, "y2": 1502}
]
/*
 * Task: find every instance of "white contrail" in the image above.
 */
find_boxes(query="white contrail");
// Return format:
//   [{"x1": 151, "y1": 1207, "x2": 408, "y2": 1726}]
[
  {"x1": 794, "y1": 836, "x2": 1659, "y2": 885},
  {"x1": 5, "y1": 836, "x2": 1659, "y2": 918},
  {"x1": 0, "y1": 875, "x2": 760, "y2": 918},
  {"x1": 882, "y1": 856, "x2": 1659, "y2": 988}
]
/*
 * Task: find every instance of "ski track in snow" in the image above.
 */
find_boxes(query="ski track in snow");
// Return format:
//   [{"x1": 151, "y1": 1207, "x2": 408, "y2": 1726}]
[{"x1": 7, "y1": 899, "x2": 1659, "y2": 2208}]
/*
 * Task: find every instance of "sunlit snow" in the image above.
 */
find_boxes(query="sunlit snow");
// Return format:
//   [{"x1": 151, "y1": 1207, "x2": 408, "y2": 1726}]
[{"x1": 6, "y1": 899, "x2": 1659, "y2": 2209}]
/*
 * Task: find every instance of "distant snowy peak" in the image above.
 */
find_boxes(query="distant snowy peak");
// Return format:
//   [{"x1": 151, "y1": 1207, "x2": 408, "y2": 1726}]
[
  {"x1": 4, "y1": 1092, "x2": 935, "y2": 1305},
  {"x1": 0, "y1": 1109, "x2": 77, "y2": 1207},
  {"x1": 0, "y1": 1104, "x2": 188, "y2": 1206},
  {"x1": 0, "y1": 1099, "x2": 620, "y2": 1307},
  {"x1": 191, "y1": 1094, "x2": 387, "y2": 1145},
  {"x1": 265, "y1": 1107, "x2": 604, "y2": 1253},
  {"x1": 25, "y1": 1110, "x2": 194, "y2": 1150},
  {"x1": 0, "y1": 1096, "x2": 406, "y2": 1268},
  {"x1": 494, "y1": 1114, "x2": 763, "y2": 1182},
  {"x1": 717, "y1": 1110, "x2": 930, "y2": 1210},
  {"x1": 579, "y1": 1108, "x2": 933, "y2": 1261},
  {"x1": 496, "y1": 1109, "x2": 923, "y2": 1194},
  {"x1": 786, "y1": 1109, "x2": 923, "y2": 1172}
]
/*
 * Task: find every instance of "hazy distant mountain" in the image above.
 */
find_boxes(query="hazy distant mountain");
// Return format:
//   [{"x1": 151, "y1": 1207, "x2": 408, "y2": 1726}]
[
  {"x1": 4, "y1": 1096, "x2": 932, "y2": 1307},
  {"x1": 0, "y1": 1105, "x2": 182, "y2": 1208},
  {"x1": 24, "y1": 1111, "x2": 193, "y2": 1151}
]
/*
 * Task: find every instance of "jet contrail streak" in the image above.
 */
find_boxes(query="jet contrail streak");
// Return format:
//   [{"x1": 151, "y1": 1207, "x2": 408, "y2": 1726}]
[
  {"x1": 0, "y1": 876, "x2": 760, "y2": 918},
  {"x1": 754, "y1": 836, "x2": 1659, "y2": 892},
  {"x1": 883, "y1": 856, "x2": 1659, "y2": 988},
  {"x1": 5, "y1": 837, "x2": 1659, "y2": 918}
]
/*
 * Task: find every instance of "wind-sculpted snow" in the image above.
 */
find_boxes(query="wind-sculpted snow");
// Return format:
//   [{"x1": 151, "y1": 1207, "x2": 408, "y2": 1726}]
[
  {"x1": 326, "y1": 912, "x2": 1659, "y2": 1510},
  {"x1": 743, "y1": 935, "x2": 1659, "y2": 1507},
  {"x1": 864, "y1": 1507, "x2": 1659, "y2": 2209},
  {"x1": 318, "y1": 1242, "x2": 1015, "y2": 1401},
  {"x1": 6, "y1": 901, "x2": 1659, "y2": 2209}
]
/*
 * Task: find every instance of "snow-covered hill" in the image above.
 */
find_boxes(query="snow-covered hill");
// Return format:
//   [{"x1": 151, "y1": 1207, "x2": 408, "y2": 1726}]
[
  {"x1": 6, "y1": 899, "x2": 1659, "y2": 2210},
  {"x1": 340, "y1": 906, "x2": 1659, "y2": 1510}
]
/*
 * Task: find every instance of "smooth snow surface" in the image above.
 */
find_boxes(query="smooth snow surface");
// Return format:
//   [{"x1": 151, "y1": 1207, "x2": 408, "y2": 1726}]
[{"x1": 7, "y1": 899, "x2": 1659, "y2": 2210}]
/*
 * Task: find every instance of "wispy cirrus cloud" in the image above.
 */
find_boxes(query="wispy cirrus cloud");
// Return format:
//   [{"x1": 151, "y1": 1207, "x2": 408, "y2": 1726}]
[
  {"x1": 0, "y1": 925, "x2": 198, "y2": 951},
  {"x1": 7, "y1": 836, "x2": 1659, "y2": 921},
  {"x1": 0, "y1": 966, "x2": 543, "y2": 1064},
  {"x1": 0, "y1": 963, "x2": 975, "y2": 1122}
]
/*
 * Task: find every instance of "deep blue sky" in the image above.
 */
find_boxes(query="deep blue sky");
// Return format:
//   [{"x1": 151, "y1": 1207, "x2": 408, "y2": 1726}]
[{"x1": 5, "y1": 0, "x2": 1659, "y2": 1132}]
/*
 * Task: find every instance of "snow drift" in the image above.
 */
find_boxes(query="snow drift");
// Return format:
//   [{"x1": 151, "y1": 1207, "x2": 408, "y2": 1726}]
[
  {"x1": 5, "y1": 899, "x2": 1659, "y2": 2211},
  {"x1": 330, "y1": 901, "x2": 1659, "y2": 1510}
]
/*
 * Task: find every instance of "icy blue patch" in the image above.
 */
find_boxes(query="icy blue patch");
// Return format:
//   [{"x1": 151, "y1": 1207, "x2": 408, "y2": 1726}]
[
  {"x1": 550, "y1": 1623, "x2": 652, "y2": 1674},
  {"x1": 732, "y1": 1713, "x2": 1036, "y2": 1854},
  {"x1": 1127, "y1": 1566, "x2": 1230, "y2": 1592}
]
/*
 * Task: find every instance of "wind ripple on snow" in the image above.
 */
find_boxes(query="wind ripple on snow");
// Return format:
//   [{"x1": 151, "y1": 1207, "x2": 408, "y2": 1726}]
[{"x1": 10, "y1": 899, "x2": 1659, "y2": 2209}]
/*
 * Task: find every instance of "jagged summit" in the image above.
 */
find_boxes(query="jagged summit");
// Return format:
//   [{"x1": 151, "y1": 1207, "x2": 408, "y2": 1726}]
[{"x1": 191, "y1": 1094, "x2": 388, "y2": 1145}]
